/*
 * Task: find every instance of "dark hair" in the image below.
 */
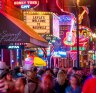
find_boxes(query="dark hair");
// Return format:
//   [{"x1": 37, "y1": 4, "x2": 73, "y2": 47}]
[
  {"x1": 31, "y1": 67, "x2": 37, "y2": 72},
  {"x1": 45, "y1": 68, "x2": 54, "y2": 75},
  {"x1": 38, "y1": 69, "x2": 44, "y2": 76},
  {"x1": 14, "y1": 66, "x2": 20, "y2": 73}
]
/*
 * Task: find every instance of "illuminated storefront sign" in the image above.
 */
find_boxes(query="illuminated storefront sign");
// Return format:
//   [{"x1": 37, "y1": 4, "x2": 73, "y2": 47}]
[
  {"x1": 14, "y1": 1, "x2": 38, "y2": 5},
  {"x1": 0, "y1": 45, "x2": 24, "y2": 49},
  {"x1": 23, "y1": 12, "x2": 59, "y2": 37},
  {"x1": 71, "y1": 47, "x2": 86, "y2": 51},
  {"x1": 59, "y1": 15, "x2": 73, "y2": 25},
  {"x1": 46, "y1": 47, "x2": 51, "y2": 57},
  {"x1": 8, "y1": 46, "x2": 19, "y2": 49},
  {"x1": 63, "y1": 32, "x2": 76, "y2": 46},
  {"x1": 53, "y1": 51, "x2": 67, "y2": 58},
  {"x1": 93, "y1": 54, "x2": 96, "y2": 60},
  {"x1": 24, "y1": 12, "x2": 49, "y2": 34},
  {"x1": 63, "y1": 18, "x2": 75, "y2": 46},
  {"x1": 38, "y1": 48, "x2": 44, "y2": 57},
  {"x1": 25, "y1": 14, "x2": 50, "y2": 34},
  {"x1": 59, "y1": 15, "x2": 75, "y2": 49},
  {"x1": 13, "y1": 0, "x2": 39, "y2": 9},
  {"x1": 38, "y1": 47, "x2": 51, "y2": 57},
  {"x1": 59, "y1": 15, "x2": 73, "y2": 38},
  {"x1": 21, "y1": 5, "x2": 30, "y2": 9},
  {"x1": 53, "y1": 15, "x2": 59, "y2": 38},
  {"x1": 63, "y1": 25, "x2": 91, "y2": 46}
]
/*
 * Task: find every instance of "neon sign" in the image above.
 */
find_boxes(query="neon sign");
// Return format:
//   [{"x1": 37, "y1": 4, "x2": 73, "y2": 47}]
[
  {"x1": 0, "y1": 45, "x2": 24, "y2": 49},
  {"x1": 13, "y1": 0, "x2": 39, "y2": 9},
  {"x1": 63, "y1": 32, "x2": 76, "y2": 46},
  {"x1": 21, "y1": 5, "x2": 30, "y2": 9},
  {"x1": 8, "y1": 46, "x2": 19, "y2": 49},
  {"x1": 53, "y1": 51, "x2": 67, "y2": 58},
  {"x1": 59, "y1": 15, "x2": 73, "y2": 25},
  {"x1": 14, "y1": 1, "x2": 38, "y2": 5},
  {"x1": 71, "y1": 47, "x2": 86, "y2": 51}
]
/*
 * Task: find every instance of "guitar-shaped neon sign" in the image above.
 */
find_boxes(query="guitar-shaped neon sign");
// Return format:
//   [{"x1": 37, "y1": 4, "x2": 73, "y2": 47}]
[
  {"x1": 79, "y1": 6, "x2": 89, "y2": 24},
  {"x1": 63, "y1": 19, "x2": 76, "y2": 46}
]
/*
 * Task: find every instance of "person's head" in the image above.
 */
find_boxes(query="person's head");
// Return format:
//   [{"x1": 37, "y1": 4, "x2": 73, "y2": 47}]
[
  {"x1": 15, "y1": 78, "x2": 26, "y2": 93},
  {"x1": 5, "y1": 72, "x2": 12, "y2": 81},
  {"x1": 26, "y1": 67, "x2": 37, "y2": 79},
  {"x1": 45, "y1": 68, "x2": 53, "y2": 76},
  {"x1": 41, "y1": 74, "x2": 54, "y2": 90},
  {"x1": 14, "y1": 66, "x2": 20, "y2": 74},
  {"x1": 91, "y1": 68, "x2": 96, "y2": 77},
  {"x1": 53, "y1": 68, "x2": 58, "y2": 75},
  {"x1": 57, "y1": 70, "x2": 66, "y2": 85},
  {"x1": 38, "y1": 69, "x2": 45, "y2": 77},
  {"x1": 20, "y1": 67, "x2": 23, "y2": 73},
  {"x1": 70, "y1": 74, "x2": 79, "y2": 86},
  {"x1": 0, "y1": 61, "x2": 7, "y2": 75}
]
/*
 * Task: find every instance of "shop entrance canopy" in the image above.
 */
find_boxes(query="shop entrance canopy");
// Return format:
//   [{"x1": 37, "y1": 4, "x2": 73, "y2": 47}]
[{"x1": 0, "y1": 11, "x2": 48, "y2": 47}]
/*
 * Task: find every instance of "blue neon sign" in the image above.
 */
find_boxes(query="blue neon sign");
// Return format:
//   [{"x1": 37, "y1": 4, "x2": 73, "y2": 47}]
[{"x1": 21, "y1": 5, "x2": 30, "y2": 9}]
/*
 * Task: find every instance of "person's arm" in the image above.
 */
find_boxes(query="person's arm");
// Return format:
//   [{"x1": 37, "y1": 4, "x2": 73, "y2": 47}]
[{"x1": 0, "y1": 78, "x2": 8, "y2": 93}]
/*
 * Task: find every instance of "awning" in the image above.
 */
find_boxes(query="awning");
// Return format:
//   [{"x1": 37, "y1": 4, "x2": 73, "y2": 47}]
[{"x1": 0, "y1": 11, "x2": 48, "y2": 47}]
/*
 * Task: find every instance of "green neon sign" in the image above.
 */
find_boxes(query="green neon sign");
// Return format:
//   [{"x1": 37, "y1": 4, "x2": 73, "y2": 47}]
[{"x1": 71, "y1": 47, "x2": 86, "y2": 51}]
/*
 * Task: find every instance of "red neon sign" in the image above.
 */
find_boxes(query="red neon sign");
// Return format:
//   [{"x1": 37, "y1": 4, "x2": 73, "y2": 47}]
[
  {"x1": 14, "y1": 1, "x2": 38, "y2": 5},
  {"x1": 13, "y1": 0, "x2": 39, "y2": 9}
]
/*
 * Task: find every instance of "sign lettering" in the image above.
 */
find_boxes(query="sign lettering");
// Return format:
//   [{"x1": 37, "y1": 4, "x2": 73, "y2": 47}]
[
  {"x1": 21, "y1": 5, "x2": 30, "y2": 9},
  {"x1": 13, "y1": 0, "x2": 39, "y2": 9},
  {"x1": 71, "y1": 47, "x2": 86, "y2": 51},
  {"x1": 25, "y1": 14, "x2": 50, "y2": 34},
  {"x1": 0, "y1": 30, "x2": 22, "y2": 42},
  {"x1": 0, "y1": 45, "x2": 24, "y2": 49},
  {"x1": 8, "y1": 46, "x2": 19, "y2": 49},
  {"x1": 14, "y1": 1, "x2": 38, "y2": 5}
]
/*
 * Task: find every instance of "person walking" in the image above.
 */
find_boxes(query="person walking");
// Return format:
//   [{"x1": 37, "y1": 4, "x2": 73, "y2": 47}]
[
  {"x1": 82, "y1": 68, "x2": 96, "y2": 93},
  {"x1": 65, "y1": 74, "x2": 81, "y2": 93}
]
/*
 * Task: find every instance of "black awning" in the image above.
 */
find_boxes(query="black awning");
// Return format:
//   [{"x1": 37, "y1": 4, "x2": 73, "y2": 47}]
[{"x1": 0, "y1": 11, "x2": 48, "y2": 47}]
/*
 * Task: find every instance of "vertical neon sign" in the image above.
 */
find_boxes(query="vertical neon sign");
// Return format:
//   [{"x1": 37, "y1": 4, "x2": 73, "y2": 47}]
[{"x1": 63, "y1": 19, "x2": 76, "y2": 46}]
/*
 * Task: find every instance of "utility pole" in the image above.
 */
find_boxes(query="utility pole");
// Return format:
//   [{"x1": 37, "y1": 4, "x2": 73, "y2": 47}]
[{"x1": 75, "y1": 0, "x2": 80, "y2": 68}]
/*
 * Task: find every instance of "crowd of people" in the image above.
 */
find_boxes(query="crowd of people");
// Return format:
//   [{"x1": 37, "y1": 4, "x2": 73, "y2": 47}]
[{"x1": 0, "y1": 61, "x2": 96, "y2": 93}]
